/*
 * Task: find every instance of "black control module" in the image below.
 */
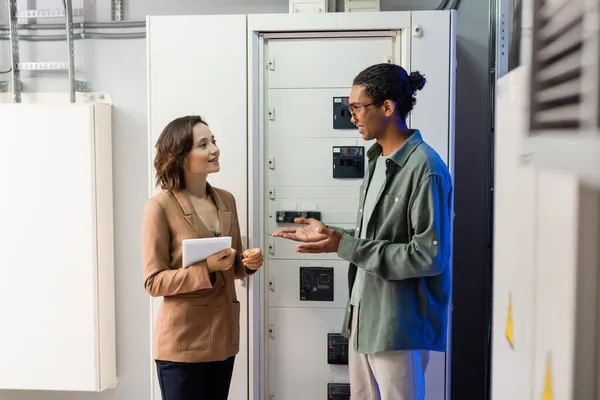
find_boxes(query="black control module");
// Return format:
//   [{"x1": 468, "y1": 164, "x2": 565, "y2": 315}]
[
  {"x1": 327, "y1": 383, "x2": 351, "y2": 400},
  {"x1": 327, "y1": 333, "x2": 349, "y2": 365},
  {"x1": 276, "y1": 211, "x2": 321, "y2": 224},
  {"x1": 333, "y1": 146, "x2": 365, "y2": 179},
  {"x1": 299, "y1": 267, "x2": 334, "y2": 301},
  {"x1": 333, "y1": 96, "x2": 355, "y2": 129}
]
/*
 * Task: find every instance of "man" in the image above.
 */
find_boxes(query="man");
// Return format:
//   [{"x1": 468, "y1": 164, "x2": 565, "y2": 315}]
[{"x1": 273, "y1": 63, "x2": 453, "y2": 399}]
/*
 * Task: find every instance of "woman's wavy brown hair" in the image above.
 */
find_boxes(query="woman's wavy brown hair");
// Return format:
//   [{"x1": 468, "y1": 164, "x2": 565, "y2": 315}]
[{"x1": 154, "y1": 115, "x2": 208, "y2": 191}]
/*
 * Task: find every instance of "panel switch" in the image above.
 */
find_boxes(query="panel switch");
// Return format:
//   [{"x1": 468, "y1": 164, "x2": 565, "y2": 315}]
[
  {"x1": 333, "y1": 97, "x2": 355, "y2": 130},
  {"x1": 333, "y1": 146, "x2": 365, "y2": 179},
  {"x1": 276, "y1": 210, "x2": 321, "y2": 224},
  {"x1": 300, "y1": 267, "x2": 334, "y2": 301},
  {"x1": 327, "y1": 383, "x2": 350, "y2": 400},
  {"x1": 327, "y1": 333, "x2": 349, "y2": 365}
]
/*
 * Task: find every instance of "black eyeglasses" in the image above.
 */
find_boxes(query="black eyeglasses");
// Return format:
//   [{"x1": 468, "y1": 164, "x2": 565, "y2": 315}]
[{"x1": 347, "y1": 102, "x2": 374, "y2": 116}]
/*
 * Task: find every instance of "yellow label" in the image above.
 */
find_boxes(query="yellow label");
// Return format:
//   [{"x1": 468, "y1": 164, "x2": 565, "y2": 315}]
[
  {"x1": 506, "y1": 294, "x2": 514, "y2": 347},
  {"x1": 543, "y1": 356, "x2": 553, "y2": 400}
]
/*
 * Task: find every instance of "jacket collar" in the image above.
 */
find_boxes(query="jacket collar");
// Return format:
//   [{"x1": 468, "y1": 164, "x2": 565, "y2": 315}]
[
  {"x1": 366, "y1": 129, "x2": 423, "y2": 167},
  {"x1": 171, "y1": 183, "x2": 232, "y2": 238}
]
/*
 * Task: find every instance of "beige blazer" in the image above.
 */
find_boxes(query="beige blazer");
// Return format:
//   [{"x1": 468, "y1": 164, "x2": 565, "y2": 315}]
[{"x1": 141, "y1": 184, "x2": 254, "y2": 363}]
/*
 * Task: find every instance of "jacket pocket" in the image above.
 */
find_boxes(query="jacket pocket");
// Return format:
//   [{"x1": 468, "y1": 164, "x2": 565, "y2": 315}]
[
  {"x1": 169, "y1": 304, "x2": 211, "y2": 351},
  {"x1": 230, "y1": 301, "x2": 240, "y2": 345}
]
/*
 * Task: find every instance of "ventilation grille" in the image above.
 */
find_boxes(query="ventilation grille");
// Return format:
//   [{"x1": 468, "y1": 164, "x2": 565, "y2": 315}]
[{"x1": 529, "y1": 0, "x2": 585, "y2": 132}]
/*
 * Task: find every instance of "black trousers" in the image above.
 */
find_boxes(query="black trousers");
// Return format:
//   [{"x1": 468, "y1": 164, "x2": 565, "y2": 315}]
[{"x1": 156, "y1": 357, "x2": 236, "y2": 400}]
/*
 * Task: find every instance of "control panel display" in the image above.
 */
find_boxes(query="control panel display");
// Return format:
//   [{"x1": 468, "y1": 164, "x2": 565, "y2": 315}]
[
  {"x1": 333, "y1": 146, "x2": 365, "y2": 179},
  {"x1": 327, "y1": 333, "x2": 349, "y2": 365},
  {"x1": 333, "y1": 96, "x2": 355, "y2": 130},
  {"x1": 300, "y1": 267, "x2": 334, "y2": 301},
  {"x1": 327, "y1": 383, "x2": 351, "y2": 400},
  {"x1": 276, "y1": 210, "x2": 321, "y2": 224}
]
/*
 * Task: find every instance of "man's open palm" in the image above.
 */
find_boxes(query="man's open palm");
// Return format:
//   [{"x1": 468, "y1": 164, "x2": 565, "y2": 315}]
[{"x1": 272, "y1": 217, "x2": 328, "y2": 242}]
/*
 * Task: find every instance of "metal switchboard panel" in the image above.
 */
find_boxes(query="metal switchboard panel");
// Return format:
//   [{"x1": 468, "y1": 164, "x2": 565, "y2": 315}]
[{"x1": 265, "y1": 34, "x2": 396, "y2": 400}]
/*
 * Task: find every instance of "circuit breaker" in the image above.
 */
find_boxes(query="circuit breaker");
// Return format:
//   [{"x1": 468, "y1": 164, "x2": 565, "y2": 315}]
[
  {"x1": 327, "y1": 383, "x2": 351, "y2": 400},
  {"x1": 333, "y1": 146, "x2": 365, "y2": 179},
  {"x1": 276, "y1": 210, "x2": 321, "y2": 224},
  {"x1": 333, "y1": 97, "x2": 355, "y2": 129},
  {"x1": 327, "y1": 333, "x2": 349, "y2": 365},
  {"x1": 300, "y1": 267, "x2": 334, "y2": 301}
]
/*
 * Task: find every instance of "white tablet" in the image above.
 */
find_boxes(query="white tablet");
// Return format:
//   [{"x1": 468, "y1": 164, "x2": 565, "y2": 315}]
[{"x1": 181, "y1": 236, "x2": 232, "y2": 268}]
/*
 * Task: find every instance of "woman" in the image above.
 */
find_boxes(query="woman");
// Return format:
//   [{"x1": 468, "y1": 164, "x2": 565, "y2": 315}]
[{"x1": 141, "y1": 115, "x2": 263, "y2": 400}]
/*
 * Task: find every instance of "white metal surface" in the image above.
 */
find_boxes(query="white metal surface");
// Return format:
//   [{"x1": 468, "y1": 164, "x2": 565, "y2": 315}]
[
  {"x1": 529, "y1": 169, "x2": 600, "y2": 400},
  {"x1": 267, "y1": 138, "x2": 363, "y2": 187},
  {"x1": 289, "y1": 0, "x2": 327, "y2": 13},
  {"x1": 522, "y1": 135, "x2": 600, "y2": 187},
  {"x1": 266, "y1": 36, "x2": 396, "y2": 88},
  {"x1": 266, "y1": 88, "x2": 363, "y2": 137},
  {"x1": 491, "y1": 67, "x2": 537, "y2": 399},
  {"x1": 268, "y1": 307, "x2": 348, "y2": 398},
  {"x1": 0, "y1": 102, "x2": 116, "y2": 392},
  {"x1": 247, "y1": 11, "x2": 411, "y2": 32},
  {"x1": 532, "y1": 169, "x2": 580, "y2": 400},
  {"x1": 146, "y1": 14, "x2": 249, "y2": 400},
  {"x1": 410, "y1": 11, "x2": 454, "y2": 166},
  {"x1": 263, "y1": 34, "x2": 391, "y2": 400},
  {"x1": 344, "y1": 0, "x2": 381, "y2": 12},
  {"x1": 492, "y1": 67, "x2": 600, "y2": 400}
]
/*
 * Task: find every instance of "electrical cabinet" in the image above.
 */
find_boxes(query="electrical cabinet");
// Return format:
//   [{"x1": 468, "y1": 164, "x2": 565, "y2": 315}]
[
  {"x1": 147, "y1": 11, "x2": 456, "y2": 400},
  {"x1": 491, "y1": 67, "x2": 537, "y2": 399},
  {"x1": 264, "y1": 34, "x2": 391, "y2": 400},
  {"x1": 0, "y1": 102, "x2": 116, "y2": 392},
  {"x1": 493, "y1": 67, "x2": 600, "y2": 400},
  {"x1": 146, "y1": 15, "x2": 250, "y2": 400},
  {"x1": 263, "y1": 11, "x2": 455, "y2": 399}
]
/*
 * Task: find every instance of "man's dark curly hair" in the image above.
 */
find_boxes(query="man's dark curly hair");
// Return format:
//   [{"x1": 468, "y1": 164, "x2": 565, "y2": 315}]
[{"x1": 353, "y1": 63, "x2": 426, "y2": 120}]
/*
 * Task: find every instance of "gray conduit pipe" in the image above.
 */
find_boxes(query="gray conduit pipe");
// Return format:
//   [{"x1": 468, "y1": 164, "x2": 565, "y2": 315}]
[
  {"x1": 0, "y1": 32, "x2": 145, "y2": 41},
  {"x1": 0, "y1": 21, "x2": 145, "y2": 31}
]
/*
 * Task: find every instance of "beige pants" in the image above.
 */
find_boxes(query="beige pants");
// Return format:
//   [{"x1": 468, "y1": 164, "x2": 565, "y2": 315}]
[{"x1": 349, "y1": 308, "x2": 430, "y2": 400}]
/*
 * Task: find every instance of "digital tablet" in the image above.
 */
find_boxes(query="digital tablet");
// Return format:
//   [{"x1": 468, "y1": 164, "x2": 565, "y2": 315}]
[{"x1": 181, "y1": 236, "x2": 232, "y2": 268}]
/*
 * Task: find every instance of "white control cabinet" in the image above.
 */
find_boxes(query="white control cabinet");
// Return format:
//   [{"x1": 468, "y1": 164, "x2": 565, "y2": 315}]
[
  {"x1": 492, "y1": 67, "x2": 600, "y2": 400},
  {"x1": 146, "y1": 15, "x2": 250, "y2": 400},
  {"x1": 0, "y1": 102, "x2": 117, "y2": 392},
  {"x1": 147, "y1": 11, "x2": 456, "y2": 400}
]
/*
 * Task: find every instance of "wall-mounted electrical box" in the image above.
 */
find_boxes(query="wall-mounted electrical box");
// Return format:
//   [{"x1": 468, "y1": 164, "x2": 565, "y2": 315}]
[
  {"x1": 327, "y1": 333, "x2": 349, "y2": 365},
  {"x1": 300, "y1": 267, "x2": 334, "y2": 301},
  {"x1": 344, "y1": 0, "x2": 380, "y2": 12},
  {"x1": 333, "y1": 146, "x2": 365, "y2": 179},
  {"x1": 327, "y1": 383, "x2": 351, "y2": 400},
  {"x1": 276, "y1": 210, "x2": 322, "y2": 224},
  {"x1": 333, "y1": 97, "x2": 355, "y2": 129},
  {"x1": 0, "y1": 103, "x2": 117, "y2": 392},
  {"x1": 289, "y1": 0, "x2": 327, "y2": 13}
]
